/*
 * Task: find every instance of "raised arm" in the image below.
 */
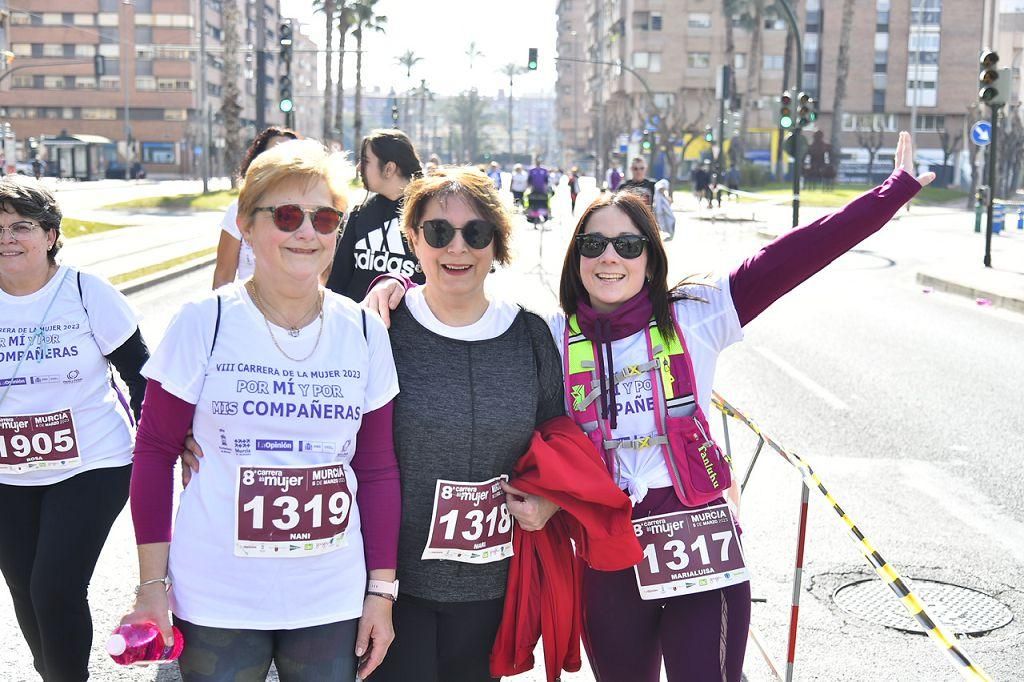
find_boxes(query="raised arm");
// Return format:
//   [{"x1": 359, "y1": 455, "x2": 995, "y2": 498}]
[{"x1": 730, "y1": 131, "x2": 935, "y2": 326}]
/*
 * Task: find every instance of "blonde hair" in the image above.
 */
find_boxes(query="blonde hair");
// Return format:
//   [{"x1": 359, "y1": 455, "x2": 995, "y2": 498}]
[
  {"x1": 237, "y1": 139, "x2": 353, "y2": 232},
  {"x1": 402, "y1": 166, "x2": 514, "y2": 265}
]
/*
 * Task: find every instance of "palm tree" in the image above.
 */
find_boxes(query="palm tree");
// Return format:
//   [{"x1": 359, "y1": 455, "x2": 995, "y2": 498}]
[
  {"x1": 352, "y1": 0, "x2": 388, "y2": 146},
  {"x1": 447, "y1": 88, "x2": 492, "y2": 162},
  {"x1": 313, "y1": 0, "x2": 336, "y2": 140},
  {"x1": 830, "y1": 0, "x2": 858, "y2": 174},
  {"x1": 500, "y1": 63, "x2": 527, "y2": 159},
  {"x1": 465, "y1": 41, "x2": 484, "y2": 70},
  {"x1": 220, "y1": 0, "x2": 243, "y2": 184},
  {"x1": 396, "y1": 50, "x2": 423, "y2": 130},
  {"x1": 334, "y1": 2, "x2": 356, "y2": 146}
]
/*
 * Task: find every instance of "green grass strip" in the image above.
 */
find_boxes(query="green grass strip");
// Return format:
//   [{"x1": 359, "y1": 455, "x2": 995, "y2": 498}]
[
  {"x1": 102, "y1": 189, "x2": 237, "y2": 211},
  {"x1": 61, "y1": 217, "x2": 131, "y2": 239},
  {"x1": 109, "y1": 246, "x2": 217, "y2": 285},
  {"x1": 733, "y1": 182, "x2": 966, "y2": 208}
]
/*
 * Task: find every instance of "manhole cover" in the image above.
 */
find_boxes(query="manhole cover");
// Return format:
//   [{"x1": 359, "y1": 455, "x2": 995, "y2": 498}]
[{"x1": 832, "y1": 578, "x2": 1013, "y2": 635}]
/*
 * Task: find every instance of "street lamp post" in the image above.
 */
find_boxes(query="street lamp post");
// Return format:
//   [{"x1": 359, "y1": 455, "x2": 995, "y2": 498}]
[{"x1": 909, "y1": 0, "x2": 927, "y2": 162}]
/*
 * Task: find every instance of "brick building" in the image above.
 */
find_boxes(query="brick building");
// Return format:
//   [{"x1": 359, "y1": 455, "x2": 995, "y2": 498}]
[
  {"x1": 0, "y1": 0, "x2": 318, "y2": 179},
  {"x1": 557, "y1": 0, "x2": 989, "y2": 184}
]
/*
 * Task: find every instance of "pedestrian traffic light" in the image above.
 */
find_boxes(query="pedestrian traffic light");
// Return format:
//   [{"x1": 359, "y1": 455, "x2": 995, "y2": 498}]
[
  {"x1": 641, "y1": 129, "x2": 652, "y2": 151},
  {"x1": 93, "y1": 54, "x2": 106, "y2": 78},
  {"x1": 979, "y1": 50, "x2": 1003, "y2": 105},
  {"x1": 278, "y1": 75, "x2": 293, "y2": 113},
  {"x1": 796, "y1": 92, "x2": 816, "y2": 127},
  {"x1": 279, "y1": 21, "x2": 293, "y2": 63},
  {"x1": 391, "y1": 105, "x2": 399, "y2": 124},
  {"x1": 527, "y1": 48, "x2": 538, "y2": 71},
  {"x1": 704, "y1": 125, "x2": 714, "y2": 143},
  {"x1": 778, "y1": 90, "x2": 795, "y2": 130}
]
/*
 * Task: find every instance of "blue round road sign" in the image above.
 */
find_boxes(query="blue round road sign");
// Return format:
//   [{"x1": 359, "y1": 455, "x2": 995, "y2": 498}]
[{"x1": 971, "y1": 121, "x2": 992, "y2": 147}]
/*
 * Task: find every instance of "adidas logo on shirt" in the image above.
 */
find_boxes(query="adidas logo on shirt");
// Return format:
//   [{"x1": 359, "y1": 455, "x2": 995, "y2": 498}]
[{"x1": 353, "y1": 219, "x2": 417, "y2": 277}]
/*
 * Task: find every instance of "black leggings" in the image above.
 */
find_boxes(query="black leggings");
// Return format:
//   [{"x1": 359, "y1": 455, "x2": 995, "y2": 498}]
[
  {"x1": 371, "y1": 593, "x2": 503, "y2": 682},
  {"x1": 0, "y1": 464, "x2": 130, "y2": 682}
]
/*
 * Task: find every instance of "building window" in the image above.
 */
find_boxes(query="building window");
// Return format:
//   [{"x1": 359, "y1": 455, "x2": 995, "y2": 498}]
[
  {"x1": 135, "y1": 27, "x2": 154, "y2": 44},
  {"x1": 763, "y1": 55, "x2": 784, "y2": 70},
  {"x1": 873, "y1": 73, "x2": 888, "y2": 89},
  {"x1": 651, "y1": 12, "x2": 662, "y2": 30},
  {"x1": 914, "y1": 114, "x2": 945, "y2": 131},
  {"x1": 97, "y1": 13, "x2": 119, "y2": 26},
  {"x1": 10, "y1": 12, "x2": 31, "y2": 25},
  {"x1": 82, "y1": 108, "x2": 118, "y2": 120},
  {"x1": 649, "y1": 53, "x2": 662, "y2": 73},
  {"x1": 734, "y1": 53, "x2": 747, "y2": 70},
  {"x1": 873, "y1": 90, "x2": 886, "y2": 112},
  {"x1": 632, "y1": 52, "x2": 649, "y2": 69},
  {"x1": 633, "y1": 11, "x2": 651, "y2": 30},
  {"x1": 42, "y1": 44, "x2": 64, "y2": 57},
  {"x1": 142, "y1": 142, "x2": 176, "y2": 164},
  {"x1": 163, "y1": 109, "x2": 188, "y2": 121},
  {"x1": 41, "y1": 13, "x2": 62, "y2": 25},
  {"x1": 74, "y1": 13, "x2": 95, "y2": 25},
  {"x1": 136, "y1": 76, "x2": 156, "y2": 91},
  {"x1": 98, "y1": 44, "x2": 120, "y2": 58},
  {"x1": 157, "y1": 78, "x2": 194, "y2": 90},
  {"x1": 99, "y1": 76, "x2": 120, "y2": 90},
  {"x1": 75, "y1": 44, "x2": 97, "y2": 57},
  {"x1": 11, "y1": 43, "x2": 31, "y2": 57},
  {"x1": 842, "y1": 113, "x2": 896, "y2": 131},
  {"x1": 688, "y1": 52, "x2": 711, "y2": 68},
  {"x1": 11, "y1": 76, "x2": 34, "y2": 88},
  {"x1": 688, "y1": 13, "x2": 711, "y2": 29},
  {"x1": 76, "y1": 76, "x2": 98, "y2": 89},
  {"x1": 764, "y1": 18, "x2": 786, "y2": 30}
]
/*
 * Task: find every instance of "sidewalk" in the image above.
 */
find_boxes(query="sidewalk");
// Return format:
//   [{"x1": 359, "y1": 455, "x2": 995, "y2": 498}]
[
  {"x1": 60, "y1": 208, "x2": 221, "y2": 294},
  {"x1": 687, "y1": 197, "x2": 1024, "y2": 315}
]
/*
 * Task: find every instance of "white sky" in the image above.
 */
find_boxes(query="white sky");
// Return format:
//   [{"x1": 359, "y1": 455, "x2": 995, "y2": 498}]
[{"x1": 279, "y1": 0, "x2": 559, "y2": 98}]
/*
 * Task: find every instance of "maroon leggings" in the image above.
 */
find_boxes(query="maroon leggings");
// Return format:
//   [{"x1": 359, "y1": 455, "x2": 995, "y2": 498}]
[{"x1": 581, "y1": 487, "x2": 751, "y2": 682}]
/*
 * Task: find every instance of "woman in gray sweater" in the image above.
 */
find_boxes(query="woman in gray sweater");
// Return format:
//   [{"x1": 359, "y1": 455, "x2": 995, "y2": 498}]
[{"x1": 369, "y1": 167, "x2": 565, "y2": 682}]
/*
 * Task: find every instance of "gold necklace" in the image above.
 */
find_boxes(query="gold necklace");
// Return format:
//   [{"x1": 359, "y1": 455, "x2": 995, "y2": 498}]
[
  {"x1": 247, "y1": 281, "x2": 325, "y2": 362},
  {"x1": 248, "y1": 279, "x2": 320, "y2": 337}
]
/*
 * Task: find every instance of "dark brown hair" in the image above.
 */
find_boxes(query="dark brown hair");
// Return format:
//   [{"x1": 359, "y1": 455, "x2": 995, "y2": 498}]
[
  {"x1": 0, "y1": 175, "x2": 62, "y2": 263},
  {"x1": 361, "y1": 128, "x2": 423, "y2": 182},
  {"x1": 401, "y1": 166, "x2": 512, "y2": 265},
  {"x1": 237, "y1": 126, "x2": 299, "y2": 179},
  {"x1": 559, "y1": 192, "x2": 707, "y2": 340}
]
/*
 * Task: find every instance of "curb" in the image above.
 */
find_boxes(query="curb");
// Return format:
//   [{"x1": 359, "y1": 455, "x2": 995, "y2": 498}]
[
  {"x1": 915, "y1": 271, "x2": 1024, "y2": 315},
  {"x1": 116, "y1": 254, "x2": 217, "y2": 296}
]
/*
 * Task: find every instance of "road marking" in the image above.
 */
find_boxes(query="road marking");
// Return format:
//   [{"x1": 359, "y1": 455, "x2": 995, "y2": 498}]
[{"x1": 751, "y1": 346, "x2": 850, "y2": 411}]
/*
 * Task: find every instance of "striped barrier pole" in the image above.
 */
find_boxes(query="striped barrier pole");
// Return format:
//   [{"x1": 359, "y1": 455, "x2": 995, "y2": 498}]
[
  {"x1": 785, "y1": 484, "x2": 810, "y2": 682},
  {"x1": 712, "y1": 392, "x2": 993, "y2": 682}
]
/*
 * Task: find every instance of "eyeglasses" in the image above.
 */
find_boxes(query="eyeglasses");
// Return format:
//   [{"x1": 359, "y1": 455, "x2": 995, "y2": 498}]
[
  {"x1": 0, "y1": 221, "x2": 42, "y2": 240},
  {"x1": 254, "y1": 204, "x2": 344, "y2": 235},
  {"x1": 631, "y1": 166, "x2": 645, "y2": 171},
  {"x1": 576, "y1": 233, "x2": 648, "y2": 259},
  {"x1": 420, "y1": 219, "x2": 497, "y2": 250}
]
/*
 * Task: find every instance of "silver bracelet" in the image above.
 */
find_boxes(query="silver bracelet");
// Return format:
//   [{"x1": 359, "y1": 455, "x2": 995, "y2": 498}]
[{"x1": 134, "y1": 576, "x2": 172, "y2": 595}]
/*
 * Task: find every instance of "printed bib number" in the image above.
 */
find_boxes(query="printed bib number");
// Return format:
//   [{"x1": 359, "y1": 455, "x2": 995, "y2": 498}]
[
  {"x1": 421, "y1": 475, "x2": 514, "y2": 563},
  {"x1": 235, "y1": 463, "x2": 352, "y2": 558},
  {"x1": 0, "y1": 409, "x2": 81, "y2": 474},
  {"x1": 633, "y1": 504, "x2": 749, "y2": 600}
]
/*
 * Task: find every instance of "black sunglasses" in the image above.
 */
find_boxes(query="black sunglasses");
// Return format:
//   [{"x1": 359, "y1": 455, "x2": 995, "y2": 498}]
[
  {"x1": 575, "y1": 233, "x2": 648, "y2": 259},
  {"x1": 420, "y1": 219, "x2": 497, "y2": 250},
  {"x1": 254, "y1": 204, "x2": 344, "y2": 235}
]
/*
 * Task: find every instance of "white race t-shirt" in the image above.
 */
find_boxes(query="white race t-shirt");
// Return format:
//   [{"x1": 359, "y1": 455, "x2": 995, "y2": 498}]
[
  {"x1": 143, "y1": 283, "x2": 399, "y2": 629},
  {"x1": 405, "y1": 287, "x2": 519, "y2": 341},
  {"x1": 220, "y1": 201, "x2": 256, "y2": 281},
  {"x1": 547, "y1": 276, "x2": 742, "y2": 503},
  {"x1": 0, "y1": 266, "x2": 137, "y2": 485}
]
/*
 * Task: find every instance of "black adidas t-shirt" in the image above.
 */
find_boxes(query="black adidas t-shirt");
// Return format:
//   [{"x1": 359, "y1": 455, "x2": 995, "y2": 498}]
[{"x1": 326, "y1": 193, "x2": 425, "y2": 301}]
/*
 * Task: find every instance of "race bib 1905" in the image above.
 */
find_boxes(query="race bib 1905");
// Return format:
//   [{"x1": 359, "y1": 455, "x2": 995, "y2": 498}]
[
  {"x1": 235, "y1": 463, "x2": 353, "y2": 558},
  {"x1": 421, "y1": 475, "x2": 514, "y2": 564},
  {"x1": 633, "y1": 504, "x2": 749, "y2": 600},
  {"x1": 0, "y1": 409, "x2": 81, "y2": 474}
]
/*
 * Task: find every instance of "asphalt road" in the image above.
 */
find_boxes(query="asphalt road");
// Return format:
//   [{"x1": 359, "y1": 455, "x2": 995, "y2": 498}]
[{"x1": 1, "y1": 201, "x2": 1021, "y2": 680}]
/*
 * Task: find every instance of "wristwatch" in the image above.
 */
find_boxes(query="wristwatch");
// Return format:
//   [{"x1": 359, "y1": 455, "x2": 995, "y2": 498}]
[{"x1": 367, "y1": 579, "x2": 399, "y2": 602}]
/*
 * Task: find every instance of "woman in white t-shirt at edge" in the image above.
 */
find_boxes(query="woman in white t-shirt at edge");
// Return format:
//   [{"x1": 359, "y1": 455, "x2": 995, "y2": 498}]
[
  {"x1": 123, "y1": 140, "x2": 402, "y2": 680},
  {"x1": 212, "y1": 126, "x2": 299, "y2": 289},
  {"x1": 0, "y1": 175, "x2": 149, "y2": 680}
]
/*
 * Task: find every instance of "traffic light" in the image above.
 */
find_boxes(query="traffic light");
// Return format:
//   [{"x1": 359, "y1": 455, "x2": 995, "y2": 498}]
[
  {"x1": 979, "y1": 50, "x2": 1005, "y2": 106},
  {"x1": 641, "y1": 129, "x2": 652, "y2": 151},
  {"x1": 391, "y1": 105, "x2": 399, "y2": 125},
  {"x1": 93, "y1": 54, "x2": 106, "y2": 78},
  {"x1": 704, "y1": 125, "x2": 714, "y2": 143},
  {"x1": 796, "y1": 92, "x2": 816, "y2": 127},
  {"x1": 279, "y1": 21, "x2": 293, "y2": 63},
  {"x1": 779, "y1": 90, "x2": 794, "y2": 130},
  {"x1": 278, "y1": 75, "x2": 293, "y2": 113},
  {"x1": 527, "y1": 48, "x2": 538, "y2": 70}
]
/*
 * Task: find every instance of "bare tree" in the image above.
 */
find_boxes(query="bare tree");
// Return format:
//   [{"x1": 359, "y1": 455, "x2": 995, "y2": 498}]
[
  {"x1": 996, "y1": 104, "x2": 1024, "y2": 198},
  {"x1": 856, "y1": 124, "x2": 885, "y2": 184},
  {"x1": 220, "y1": 0, "x2": 243, "y2": 186},
  {"x1": 741, "y1": 0, "x2": 766, "y2": 148},
  {"x1": 937, "y1": 127, "x2": 963, "y2": 188},
  {"x1": 830, "y1": 0, "x2": 858, "y2": 175},
  {"x1": 651, "y1": 88, "x2": 716, "y2": 189}
]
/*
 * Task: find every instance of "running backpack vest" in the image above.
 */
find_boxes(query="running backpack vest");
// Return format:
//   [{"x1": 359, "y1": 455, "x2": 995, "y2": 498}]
[{"x1": 563, "y1": 312, "x2": 732, "y2": 507}]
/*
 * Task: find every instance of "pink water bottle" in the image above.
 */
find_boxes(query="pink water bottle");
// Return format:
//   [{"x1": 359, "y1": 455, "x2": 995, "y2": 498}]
[{"x1": 106, "y1": 623, "x2": 184, "y2": 665}]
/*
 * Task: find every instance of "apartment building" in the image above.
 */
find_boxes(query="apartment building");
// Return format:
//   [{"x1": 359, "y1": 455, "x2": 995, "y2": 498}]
[
  {"x1": 0, "y1": 0, "x2": 317, "y2": 179},
  {"x1": 559, "y1": 0, "x2": 986, "y2": 183}
]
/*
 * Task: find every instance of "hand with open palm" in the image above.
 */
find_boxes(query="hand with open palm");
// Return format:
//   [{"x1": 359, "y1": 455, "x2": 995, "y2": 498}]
[{"x1": 895, "y1": 130, "x2": 936, "y2": 187}]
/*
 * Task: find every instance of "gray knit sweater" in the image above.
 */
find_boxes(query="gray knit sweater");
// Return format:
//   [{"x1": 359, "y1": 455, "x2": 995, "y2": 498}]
[{"x1": 389, "y1": 303, "x2": 565, "y2": 602}]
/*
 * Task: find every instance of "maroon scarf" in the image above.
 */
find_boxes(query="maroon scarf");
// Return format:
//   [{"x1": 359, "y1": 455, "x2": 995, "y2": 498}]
[{"x1": 574, "y1": 285, "x2": 653, "y2": 429}]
